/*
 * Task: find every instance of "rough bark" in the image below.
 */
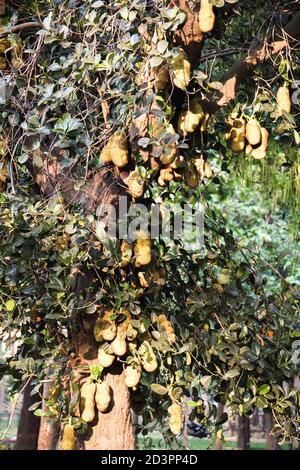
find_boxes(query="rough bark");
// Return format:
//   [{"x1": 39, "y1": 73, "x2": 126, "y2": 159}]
[
  {"x1": 264, "y1": 411, "x2": 280, "y2": 450},
  {"x1": 37, "y1": 379, "x2": 61, "y2": 450},
  {"x1": 173, "y1": 0, "x2": 204, "y2": 68},
  {"x1": 15, "y1": 382, "x2": 40, "y2": 450},
  {"x1": 83, "y1": 364, "x2": 135, "y2": 450},
  {"x1": 237, "y1": 415, "x2": 250, "y2": 450},
  {"x1": 215, "y1": 403, "x2": 224, "y2": 450},
  {"x1": 77, "y1": 316, "x2": 135, "y2": 450}
]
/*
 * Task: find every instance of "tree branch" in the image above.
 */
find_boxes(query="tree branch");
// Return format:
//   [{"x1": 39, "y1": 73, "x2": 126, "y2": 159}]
[
  {"x1": 206, "y1": 10, "x2": 300, "y2": 112},
  {"x1": 0, "y1": 22, "x2": 42, "y2": 37}
]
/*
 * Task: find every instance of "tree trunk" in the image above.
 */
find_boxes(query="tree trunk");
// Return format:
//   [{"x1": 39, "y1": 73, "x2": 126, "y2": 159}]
[
  {"x1": 264, "y1": 411, "x2": 280, "y2": 450},
  {"x1": 15, "y1": 382, "x2": 40, "y2": 450},
  {"x1": 215, "y1": 403, "x2": 224, "y2": 450},
  {"x1": 237, "y1": 415, "x2": 250, "y2": 450},
  {"x1": 37, "y1": 379, "x2": 61, "y2": 450},
  {"x1": 83, "y1": 364, "x2": 135, "y2": 450}
]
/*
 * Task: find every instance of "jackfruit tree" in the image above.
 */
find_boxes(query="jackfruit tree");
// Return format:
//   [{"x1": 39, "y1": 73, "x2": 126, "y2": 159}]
[{"x1": 0, "y1": 0, "x2": 300, "y2": 450}]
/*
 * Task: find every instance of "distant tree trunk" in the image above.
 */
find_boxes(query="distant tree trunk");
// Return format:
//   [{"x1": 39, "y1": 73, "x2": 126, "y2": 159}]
[
  {"x1": 15, "y1": 382, "x2": 40, "y2": 450},
  {"x1": 83, "y1": 363, "x2": 135, "y2": 450},
  {"x1": 37, "y1": 379, "x2": 60, "y2": 450},
  {"x1": 264, "y1": 411, "x2": 280, "y2": 450},
  {"x1": 215, "y1": 403, "x2": 224, "y2": 450},
  {"x1": 237, "y1": 415, "x2": 250, "y2": 450}
]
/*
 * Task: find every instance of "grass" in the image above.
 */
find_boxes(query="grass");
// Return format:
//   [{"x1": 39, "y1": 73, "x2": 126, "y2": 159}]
[{"x1": 137, "y1": 433, "x2": 293, "y2": 450}]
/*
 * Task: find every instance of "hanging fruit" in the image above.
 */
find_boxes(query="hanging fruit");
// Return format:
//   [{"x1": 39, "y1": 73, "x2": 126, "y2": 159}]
[
  {"x1": 125, "y1": 365, "x2": 142, "y2": 390},
  {"x1": 61, "y1": 424, "x2": 76, "y2": 450},
  {"x1": 156, "y1": 314, "x2": 176, "y2": 344},
  {"x1": 134, "y1": 231, "x2": 152, "y2": 267},
  {"x1": 95, "y1": 382, "x2": 111, "y2": 412},
  {"x1": 98, "y1": 345, "x2": 115, "y2": 367},
  {"x1": 170, "y1": 49, "x2": 191, "y2": 90},
  {"x1": 80, "y1": 382, "x2": 96, "y2": 423},
  {"x1": 229, "y1": 118, "x2": 246, "y2": 152},
  {"x1": 127, "y1": 171, "x2": 145, "y2": 199},
  {"x1": 184, "y1": 163, "x2": 199, "y2": 188},
  {"x1": 178, "y1": 99, "x2": 204, "y2": 136},
  {"x1": 95, "y1": 310, "x2": 117, "y2": 342},
  {"x1": 168, "y1": 403, "x2": 183, "y2": 435},
  {"x1": 100, "y1": 130, "x2": 129, "y2": 168},
  {"x1": 246, "y1": 118, "x2": 261, "y2": 146},
  {"x1": 276, "y1": 86, "x2": 291, "y2": 114},
  {"x1": 139, "y1": 340, "x2": 158, "y2": 373},
  {"x1": 251, "y1": 128, "x2": 269, "y2": 160},
  {"x1": 199, "y1": 0, "x2": 215, "y2": 33}
]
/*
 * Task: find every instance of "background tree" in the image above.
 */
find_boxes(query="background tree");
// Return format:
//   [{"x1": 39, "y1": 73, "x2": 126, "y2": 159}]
[{"x1": 0, "y1": 0, "x2": 299, "y2": 450}]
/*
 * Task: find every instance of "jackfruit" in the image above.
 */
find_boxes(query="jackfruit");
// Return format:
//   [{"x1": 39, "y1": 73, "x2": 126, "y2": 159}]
[
  {"x1": 170, "y1": 49, "x2": 191, "y2": 90},
  {"x1": 199, "y1": 0, "x2": 215, "y2": 33},
  {"x1": 95, "y1": 382, "x2": 111, "y2": 412},
  {"x1": 80, "y1": 382, "x2": 96, "y2": 423}
]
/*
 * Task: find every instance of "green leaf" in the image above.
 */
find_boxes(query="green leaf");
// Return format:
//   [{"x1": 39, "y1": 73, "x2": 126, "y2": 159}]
[
  {"x1": 151, "y1": 384, "x2": 168, "y2": 395},
  {"x1": 5, "y1": 299, "x2": 16, "y2": 312},
  {"x1": 258, "y1": 384, "x2": 271, "y2": 396},
  {"x1": 256, "y1": 396, "x2": 268, "y2": 408},
  {"x1": 225, "y1": 368, "x2": 240, "y2": 379},
  {"x1": 200, "y1": 375, "x2": 212, "y2": 390}
]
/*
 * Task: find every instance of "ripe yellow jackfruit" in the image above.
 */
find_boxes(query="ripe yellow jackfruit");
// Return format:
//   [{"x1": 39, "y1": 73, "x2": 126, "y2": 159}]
[
  {"x1": 128, "y1": 171, "x2": 145, "y2": 199},
  {"x1": 138, "y1": 271, "x2": 149, "y2": 288},
  {"x1": 199, "y1": 0, "x2": 215, "y2": 33},
  {"x1": 251, "y1": 127, "x2": 269, "y2": 160},
  {"x1": 168, "y1": 403, "x2": 183, "y2": 435},
  {"x1": 246, "y1": 118, "x2": 261, "y2": 146},
  {"x1": 98, "y1": 345, "x2": 115, "y2": 368},
  {"x1": 94, "y1": 310, "x2": 117, "y2": 342},
  {"x1": 95, "y1": 382, "x2": 111, "y2": 412},
  {"x1": 139, "y1": 341, "x2": 158, "y2": 373},
  {"x1": 170, "y1": 49, "x2": 191, "y2": 90},
  {"x1": 80, "y1": 382, "x2": 96, "y2": 423},
  {"x1": 111, "y1": 325, "x2": 127, "y2": 356},
  {"x1": 100, "y1": 131, "x2": 129, "y2": 168},
  {"x1": 125, "y1": 365, "x2": 142, "y2": 390},
  {"x1": 276, "y1": 86, "x2": 291, "y2": 114},
  {"x1": 61, "y1": 424, "x2": 76, "y2": 451},
  {"x1": 156, "y1": 314, "x2": 176, "y2": 344},
  {"x1": 178, "y1": 99, "x2": 204, "y2": 136},
  {"x1": 230, "y1": 118, "x2": 246, "y2": 152},
  {"x1": 134, "y1": 232, "x2": 152, "y2": 267}
]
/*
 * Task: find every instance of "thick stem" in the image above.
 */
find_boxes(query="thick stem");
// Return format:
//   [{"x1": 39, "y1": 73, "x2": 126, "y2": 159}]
[
  {"x1": 78, "y1": 316, "x2": 135, "y2": 450},
  {"x1": 264, "y1": 411, "x2": 280, "y2": 450},
  {"x1": 15, "y1": 382, "x2": 40, "y2": 450},
  {"x1": 215, "y1": 403, "x2": 224, "y2": 450},
  {"x1": 83, "y1": 363, "x2": 135, "y2": 450},
  {"x1": 237, "y1": 415, "x2": 250, "y2": 450},
  {"x1": 37, "y1": 379, "x2": 61, "y2": 450}
]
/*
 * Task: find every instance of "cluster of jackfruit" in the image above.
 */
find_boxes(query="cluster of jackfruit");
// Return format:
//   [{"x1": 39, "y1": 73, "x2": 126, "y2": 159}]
[
  {"x1": 227, "y1": 116, "x2": 269, "y2": 160},
  {"x1": 120, "y1": 230, "x2": 152, "y2": 269},
  {"x1": 93, "y1": 308, "x2": 176, "y2": 390}
]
